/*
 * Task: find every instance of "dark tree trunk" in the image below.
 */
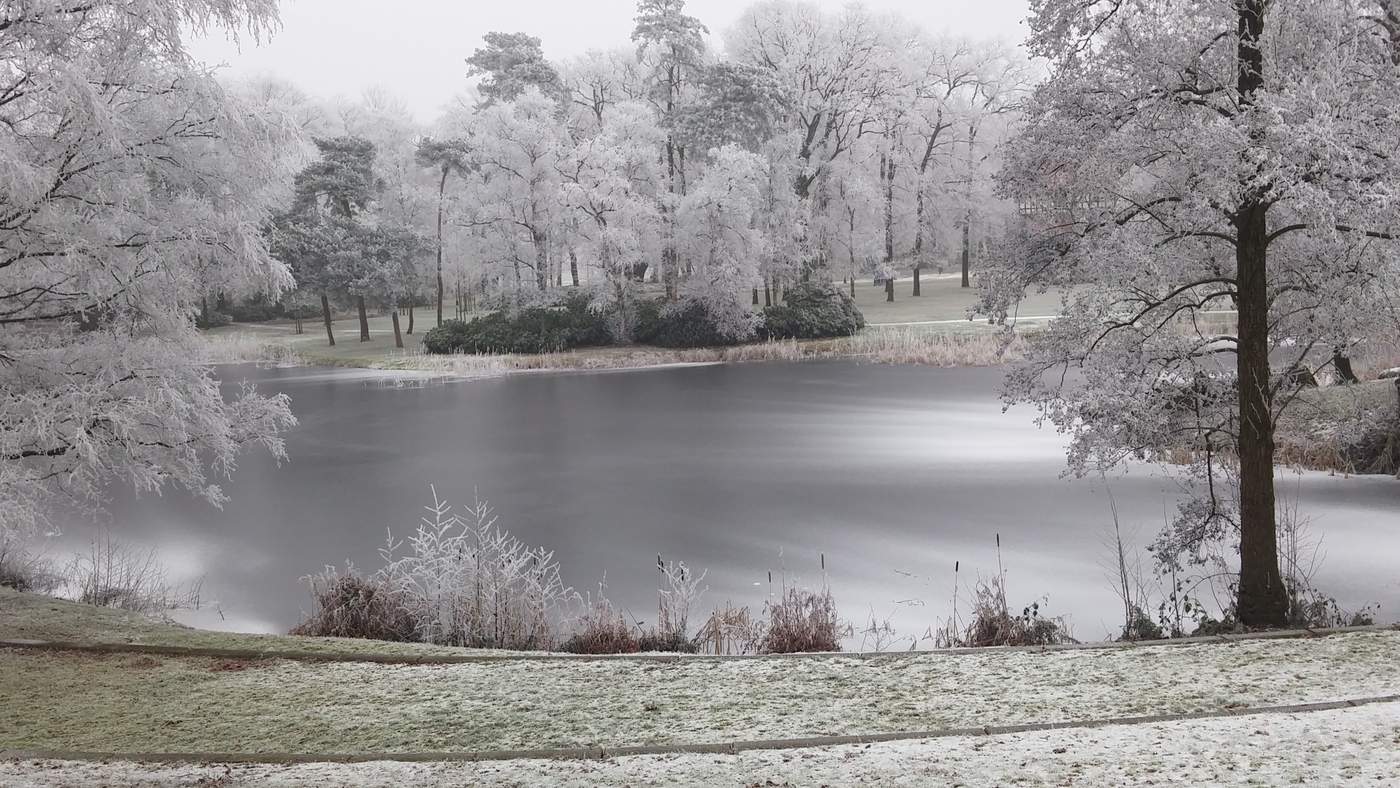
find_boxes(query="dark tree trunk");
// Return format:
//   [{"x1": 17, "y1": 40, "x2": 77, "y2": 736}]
[
  {"x1": 885, "y1": 278, "x2": 894, "y2": 302},
  {"x1": 764, "y1": 280, "x2": 772, "y2": 307},
  {"x1": 436, "y1": 167, "x2": 448, "y2": 327},
  {"x1": 357, "y1": 296, "x2": 370, "y2": 342},
  {"x1": 752, "y1": 287, "x2": 759, "y2": 306},
  {"x1": 534, "y1": 232, "x2": 550, "y2": 292},
  {"x1": 391, "y1": 309, "x2": 404, "y2": 349},
  {"x1": 569, "y1": 250, "x2": 580, "y2": 287},
  {"x1": 320, "y1": 292, "x2": 335, "y2": 347},
  {"x1": 407, "y1": 303, "x2": 414, "y2": 335},
  {"x1": 912, "y1": 185, "x2": 926, "y2": 298},
  {"x1": 960, "y1": 212, "x2": 971, "y2": 289},
  {"x1": 1233, "y1": 0, "x2": 1287, "y2": 628},
  {"x1": 1332, "y1": 351, "x2": 1358, "y2": 384}
]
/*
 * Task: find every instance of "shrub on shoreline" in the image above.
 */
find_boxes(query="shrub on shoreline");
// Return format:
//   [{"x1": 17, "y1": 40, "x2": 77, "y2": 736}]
[
  {"x1": 762, "y1": 586, "x2": 847, "y2": 653},
  {"x1": 632, "y1": 298, "x2": 749, "y2": 348},
  {"x1": 289, "y1": 566, "x2": 416, "y2": 642},
  {"x1": 761, "y1": 282, "x2": 865, "y2": 340},
  {"x1": 423, "y1": 291, "x2": 612, "y2": 355}
]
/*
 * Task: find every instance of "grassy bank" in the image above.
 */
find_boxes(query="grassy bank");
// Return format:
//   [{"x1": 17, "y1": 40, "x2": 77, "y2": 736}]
[
  {"x1": 0, "y1": 587, "x2": 496, "y2": 659},
  {"x1": 6, "y1": 702, "x2": 1399, "y2": 786},
  {"x1": 2, "y1": 617, "x2": 1396, "y2": 753}
]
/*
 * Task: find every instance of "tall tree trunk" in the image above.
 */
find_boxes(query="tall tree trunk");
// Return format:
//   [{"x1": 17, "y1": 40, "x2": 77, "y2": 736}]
[
  {"x1": 320, "y1": 292, "x2": 336, "y2": 347},
  {"x1": 912, "y1": 190, "x2": 924, "y2": 297},
  {"x1": 752, "y1": 287, "x2": 759, "y2": 306},
  {"x1": 407, "y1": 303, "x2": 414, "y2": 335},
  {"x1": 534, "y1": 230, "x2": 550, "y2": 292},
  {"x1": 960, "y1": 211, "x2": 971, "y2": 289},
  {"x1": 1233, "y1": 0, "x2": 1287, "y2": 628},
  {"x1": 436, "y1": 167, "x2": 447, "y2": 327},
  {"x1": 885, "y1": 277, "x2": 894, "y2": 302},
  {"x1": 1332, "y1": 350, "x2": 1358, "y2": 384},
  {"x1": 882, "y1": 142, "x2": 895, "y2": 269},
  {"x1": 848, "y1": 239, "x2": 857, "y2": 299},
  {"x1": 391, "y1": 309, "x2": 404, "y2": 349},
  {"x1": 569, "y1": 250, "x2": 580, "y2": 287},
  {"x1": 764, "y1": 279, "x2": 772, "y2": 307},
  {"x1": 357, "y1": 296, "x2": 369, "y2": 342},
  {"x1": 913, "y1": 166, "x2": 928, "y2": 297}
]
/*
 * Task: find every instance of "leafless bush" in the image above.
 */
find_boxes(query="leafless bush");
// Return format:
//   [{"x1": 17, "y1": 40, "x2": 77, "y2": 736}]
[
  {"x1": 654, "y1": 556, "x2": 707, "y2": 645},
  {"x1": 761, "y1": 585, "x2": 847, "y2": 653},
  {"x1": 1278, "y1": 501, "x2": 1376, "y2": 629},
  {"x1": 376, "y1": 488, "x2": 576, "y2": 650},
  {"x1": 0, "y1": 536, "x2": 60, "y2": 594},
  {"x1": 954, "y1": 574, "x2": 1073, "y2": 647},
  {"x1": 66, "y1": 530, "x2": 201, "y2": 615},
  {"x1": 859, "y1": 609, "x2": 911, "y2": 652},
  {"x1": 560, "y1": 581, "x2": 638, "y2": 654},
  {"x1": 694, "y1": 602, "x2": 765, "y2": 655},
  {"x1": 290, "y1": 565, "x2": 416, "y2": 641},
  {"x1": 1101, "y1": 479, "x2": 1166, "y2": 641},
  {"x1": 939, "y1": 535, "x2": 1074, "y2": 648}
]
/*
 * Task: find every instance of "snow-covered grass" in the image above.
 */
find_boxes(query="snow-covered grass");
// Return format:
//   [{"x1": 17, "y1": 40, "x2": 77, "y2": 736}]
[
  {"x1": 4, "y1": 701, "x2": 1397, "y2": 786},
  {"x1": 2, "y1": 631, "x2": 1397, "y2": 754},
  {"x1": 0, "y1": 587, "x2": 499, "y2": 658}
]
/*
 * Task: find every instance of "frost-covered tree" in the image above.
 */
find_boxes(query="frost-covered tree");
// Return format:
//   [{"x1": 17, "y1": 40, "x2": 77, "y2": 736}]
[
  {"x1": 904, "y1": 37, "x2": 982, "y2": 295},
  {"x1": 464, "y1": 89, "x2": 567, "y2": 299},
  {"x1": 824, "y1": 152, "x2": 883, "y2": 295},
  {"x1": 677, "y1": 145, "x2": 766, "y2": 340},
  {"x1": 466, "y1": 32, "x2": 565, "y2": 106},
  {"x1": 560, "y1": 48, "x2": 645, "y2": 134},
  {"x1": 0, "y1": 0, "x2": 298, "y2": 537},
  {"x1": 987, "y1": 0, "x2": 1400, "y2": 625},
  {"x1": 560, "y1": 102, "x2": 664, "y2": 330},
  {"x1": 633, "y1": 0, "x2": 710, "y2": 298},
  {"x1": 728, "y1": 1, "x2": 904, "y2": 272},
  {"x1": 272, "y1": 137, "x2": 380, "y2": 345},
  {"x1": 416, "y1": 137, "x2": 472, "y2": 326}
]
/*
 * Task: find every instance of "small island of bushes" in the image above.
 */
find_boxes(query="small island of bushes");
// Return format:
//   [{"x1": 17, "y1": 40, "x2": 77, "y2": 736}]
[{"x1": 421, "y1": 282, "x2": 865, "y2": 356}]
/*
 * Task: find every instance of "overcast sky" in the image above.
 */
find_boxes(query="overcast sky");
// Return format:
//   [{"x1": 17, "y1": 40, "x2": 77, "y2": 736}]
[{"x1": 189, "y1": 0, "x2": 1031, "y2": 121}]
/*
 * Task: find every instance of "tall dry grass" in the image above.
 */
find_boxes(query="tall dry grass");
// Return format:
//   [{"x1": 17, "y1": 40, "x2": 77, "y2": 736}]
[
  {"x1": 196, "y1": 333, "x2": 302, "y2": 366},
  {"x1": 839, "y1": 328, "x2": 1025, "y2": 366}
]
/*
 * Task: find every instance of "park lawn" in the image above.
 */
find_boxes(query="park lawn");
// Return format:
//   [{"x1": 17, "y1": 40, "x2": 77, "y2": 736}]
[
  {"x1": 845, "y1": 272, "x2": 1065, "y2": 326},
  {"x1": 1, "y1": 627, "x2": 1397, "y2": 754},
  {"x1": 0, "y1": 587, "x2": 490, "y2": 659},
  {"x1": 7, "y1": 703, "x2": 1400, "y2": 786},
  {"x1": 205, "y1": 312, "x2": 429, "y2": 367}
]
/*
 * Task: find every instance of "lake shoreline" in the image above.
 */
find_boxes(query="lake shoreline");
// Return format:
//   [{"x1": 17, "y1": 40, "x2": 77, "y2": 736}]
[{"x1": 199, "y1": 325, "x2": 1026, "y2": 382}]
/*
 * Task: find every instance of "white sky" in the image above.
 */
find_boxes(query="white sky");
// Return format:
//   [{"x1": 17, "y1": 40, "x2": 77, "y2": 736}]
[{"x1": 189, "y1": 0, "x2": 1031, "y2": 122}]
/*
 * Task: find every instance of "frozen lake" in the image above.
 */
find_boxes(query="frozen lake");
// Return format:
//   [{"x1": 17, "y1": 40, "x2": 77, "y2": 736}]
[{"x1": 69, "y1": 361, "x2": 1400, "y2": 643}]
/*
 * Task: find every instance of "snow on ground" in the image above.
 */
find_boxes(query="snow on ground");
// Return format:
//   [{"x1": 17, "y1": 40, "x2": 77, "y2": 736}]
[
  {"x1": 4, "y1": 702, "x2": 1398, "y2": 786},
  {"x1": 3, "y1": 632, "x2": 1398, "y2": 754}
]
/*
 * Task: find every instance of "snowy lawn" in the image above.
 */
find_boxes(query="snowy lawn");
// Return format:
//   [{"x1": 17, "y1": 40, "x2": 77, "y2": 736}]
[
  {"x1": 1, "y1": 631, "x2": 1397, "y2": 755},
  {"x1": 0, "y1": 588, "x2": 496, "y2": 659},
  {"x1": 3, "y1": 701, "x2": 1397, "y2": 786}
]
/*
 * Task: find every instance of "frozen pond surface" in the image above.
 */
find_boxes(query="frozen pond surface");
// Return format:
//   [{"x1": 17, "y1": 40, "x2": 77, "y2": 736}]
[{"x1": 71, "y1": 362, "x2": 1400, "y2": 642}]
